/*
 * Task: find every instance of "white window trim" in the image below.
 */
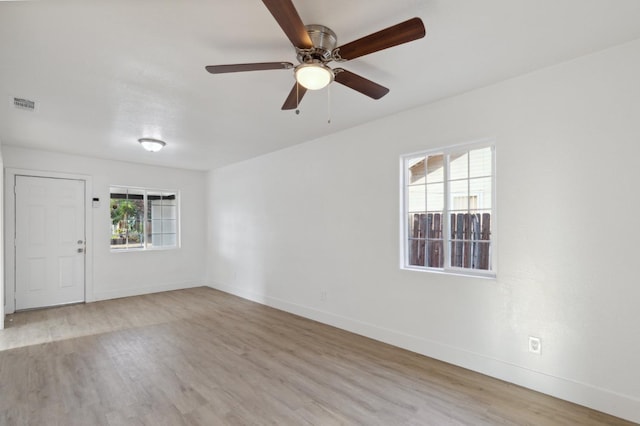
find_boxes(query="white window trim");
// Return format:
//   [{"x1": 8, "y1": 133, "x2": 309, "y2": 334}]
[
  {"x1": 400, "y1": 138, "x2": 497, "y2": 278},
  {"x1": 109, "y1": 186, "x2": 180, "y2": 252}
]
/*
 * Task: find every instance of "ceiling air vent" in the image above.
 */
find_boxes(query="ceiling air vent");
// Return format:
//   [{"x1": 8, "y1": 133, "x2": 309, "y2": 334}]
[{"x1": 14, "y1": 97, "x2": 36, "y2": 111}]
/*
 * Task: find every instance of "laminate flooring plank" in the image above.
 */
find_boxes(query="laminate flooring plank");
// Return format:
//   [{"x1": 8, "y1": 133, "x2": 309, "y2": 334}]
[
  {"x1": 105, "y1": 410, "x2": 146, "y2": 426},
  {"x1": 0, "y1": 287, "x2": 634, "y2": 425}
]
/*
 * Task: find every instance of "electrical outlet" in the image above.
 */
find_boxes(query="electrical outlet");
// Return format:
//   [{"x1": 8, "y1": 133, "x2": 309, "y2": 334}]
[
  {"x1": 320, "y1": 290, "x2": 327, "y2": 302},
  {"x1": 528, "y1": 336, "x2": 541, "y2": 355}
]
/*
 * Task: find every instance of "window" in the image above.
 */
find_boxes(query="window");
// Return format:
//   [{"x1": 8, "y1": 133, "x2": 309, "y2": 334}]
[
  {"x1": 110, "y1": 187, "x2": 178, "y2": 250},
  {"x1": 402, "y1": 142, "x2": 494, "y2": 276}
]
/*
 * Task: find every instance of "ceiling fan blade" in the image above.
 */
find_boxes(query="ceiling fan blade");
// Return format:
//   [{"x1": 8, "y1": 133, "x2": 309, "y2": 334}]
[
  {"x1": 334, "y1": 17, "x2": 425, "y2": 61},
  {"x1": 262, "y1": 0, "x2": 313, "y2": 49},
  {"x1": 334, "y1": 68, "x2": 389, "y2": 99},
  {"x1": 206, "y1": 62, "x2": 293, "y2": 74},
  {"x1": 282, "y1": 82, "x2": 307, "y2": 110}
]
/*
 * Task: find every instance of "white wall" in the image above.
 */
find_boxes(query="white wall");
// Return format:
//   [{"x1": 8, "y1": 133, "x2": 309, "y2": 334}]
[
  {"x1": 3, "y1": 146, "x2": 207, "y2": 308},
  {"x1": 206, "y1": 39, "x2": 640, "y2": 422},
  {"x1": 0, "y1": 145, "x2": 3, "y2": 329}
]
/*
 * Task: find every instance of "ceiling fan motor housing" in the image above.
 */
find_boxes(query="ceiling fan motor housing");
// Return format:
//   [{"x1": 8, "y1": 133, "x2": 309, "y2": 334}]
[{"x1": 297, "y1": 25, "x2": 337, "y2": 63}]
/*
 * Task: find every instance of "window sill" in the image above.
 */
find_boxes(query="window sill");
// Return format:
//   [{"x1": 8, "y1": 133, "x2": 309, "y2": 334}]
[
  {"x1": 110, "y1": 246, "x2": 179, "y2": 253},
  {"x1": 402, "y1": 265, "x2": 496, "y2": 280}
]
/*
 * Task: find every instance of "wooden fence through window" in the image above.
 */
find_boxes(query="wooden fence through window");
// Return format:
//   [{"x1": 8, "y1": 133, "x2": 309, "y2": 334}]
[{"x1": 409, "y1": 213, "x2": 490, "y2": 270}]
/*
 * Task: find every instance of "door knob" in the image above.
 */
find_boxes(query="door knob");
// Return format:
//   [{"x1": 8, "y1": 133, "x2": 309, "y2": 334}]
[
  {"x1": 77, "y1": 248, "x2": 84, "y2": 253},
  {"x1": 77, "y1": 240, "x2": 84, "y2": 244}
]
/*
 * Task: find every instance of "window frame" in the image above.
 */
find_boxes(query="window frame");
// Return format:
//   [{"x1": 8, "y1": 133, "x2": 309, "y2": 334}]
[
  {"x1": 109, "y1": 186, "x2": 180, "y2": 252},
  {"x1": 400, "y1": 139, "x2": 496, "y2": 278}
]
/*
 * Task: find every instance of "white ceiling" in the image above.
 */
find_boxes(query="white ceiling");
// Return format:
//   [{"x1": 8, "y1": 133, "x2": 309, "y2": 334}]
[{"x1": 2, "y1": 0, "x2": 640, "y2": 171}]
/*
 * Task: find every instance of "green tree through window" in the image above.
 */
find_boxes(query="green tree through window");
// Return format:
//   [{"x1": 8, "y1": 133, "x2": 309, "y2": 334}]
[{"x1": 110, "y1": 187, "x2": 178, "y2": 250}]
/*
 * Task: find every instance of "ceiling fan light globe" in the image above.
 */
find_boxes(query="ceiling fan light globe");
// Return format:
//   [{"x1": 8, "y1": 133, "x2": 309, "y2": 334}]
[
  {"x1": 138, "y1": 138, "x2": 166, "y2": 152},
  {"x1": 295, "y1": 64, "x2": 333, "y2": 90}
]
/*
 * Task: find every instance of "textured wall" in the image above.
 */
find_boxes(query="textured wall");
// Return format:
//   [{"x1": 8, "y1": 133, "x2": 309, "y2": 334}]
[
  {"x1": 3, "y1": 146, "x2": 207, "y2": 306},
  {"x1": 206, "y1": 39, "x2": 640, "y2": 422}
]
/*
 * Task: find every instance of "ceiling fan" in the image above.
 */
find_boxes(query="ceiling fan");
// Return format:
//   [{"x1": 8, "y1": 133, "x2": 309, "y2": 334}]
[{"x1": 205, "y1": 0, "x2": 426, "y2": 110}]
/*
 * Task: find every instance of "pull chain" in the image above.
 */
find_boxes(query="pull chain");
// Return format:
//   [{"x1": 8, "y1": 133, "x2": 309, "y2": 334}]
[
  {"x1": 295, "y1": 82, "x2": 300, "y2": 115},
  {"x1": 327, "y1": 84, "x2": 331, "y2": 124}
]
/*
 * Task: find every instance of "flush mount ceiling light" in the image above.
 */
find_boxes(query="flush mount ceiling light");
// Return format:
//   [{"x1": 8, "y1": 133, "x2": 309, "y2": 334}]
[
  {"x1": 138, "y1": 138, "x2": 166, "y2": 152},
  {"x1": 295, "y1": 62, "x2": 334, "y2": 90}
]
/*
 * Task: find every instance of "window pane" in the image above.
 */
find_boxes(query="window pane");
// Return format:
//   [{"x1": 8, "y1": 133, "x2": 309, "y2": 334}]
[
  {"x1": 450, "y1": 212, "x2": 491, "y2": 270},
  {"x1": 469, "y1": 147, "x2": 492, "y2": 178},
  {"x1": 408, "y1": 213, "x2": 427, "y2": 239},
  {"x1": 408, "y1": 213, "x2": 443, "y2": 268},
  {"x1": 147, "y1": 192, "x2": 178, "y2": 248},
  {"x1": 162, "y1": 205, "x2": 176, "y2": 219},
  {"x1": 469, "y1": 211, "x2": 492, "y2": 242},
  {"x1": 406, "y1": 156, "x2": 426, "y2": 185},
  {"x1": 426, "y1": 239, "x2": 444, "y2": 268},
  {"x1": 451, "y1": 240, "x2": 491, "y2": 270},
  {"x1": 450, "y1": 239, "x2": 472, "y2": 268},
  {"x1": 163, "y1": 234, "x2": 177, "y2": 247},
  {"x1": 449, "y1": 180, "x2": 468, "y2": 211},
  {"x1": 427, "y1": 212, "x2": 444, "y2": 240},
  {"x1": 426, "y1": 154, "x2": 444, "y2": 183},
  {"x1": 110, "y1": 189, "x2": 144, "y2": 249},
  {"x1": 449, "y1": 152, "x2": 468, "y2": 180},
  {"x1": 426, "y1": 211, "x2": 444, "y2": 268},
  {"x1": 162, "y1": 219, "x2": 176, "y2": 233},
  {"x1": 408, "y1": 185, "x2": 425, "y2": 212},
  {"x1": 450, "y1": 213, "x2": 467, "y2": 241},
  {"x1": 469, "y1": 177, "x2": 492, "y2": 209},
  {"x1": 450, "y1": 213, "x2": 469, "y2": 267},
  {"x1": 110, "y1": 195, "x2": 126, "y2": 249},
  {"x1": 426, "y1": 183, "x2": 444, "y2": 211},
  {"x1": 408, "y1": 239, "x2": 426, "y2": 266},
  {"x1": 128, "y1": 189, "x2": 145, "y2": 248},
  {"x1": 472, "y1": 241, "x2": 491, "y2": 270},
  {"x1": 408, "y1": 213, "x2": 443, "y2": 240}
]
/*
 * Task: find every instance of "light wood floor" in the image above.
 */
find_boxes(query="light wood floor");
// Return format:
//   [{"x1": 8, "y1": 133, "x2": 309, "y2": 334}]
[{"x1": 0, "y1": 287, "x2": 633, "y2": 425}]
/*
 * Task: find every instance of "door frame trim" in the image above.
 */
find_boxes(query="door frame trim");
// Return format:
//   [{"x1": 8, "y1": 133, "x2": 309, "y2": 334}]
[{"x1": 4, "y1": 168, "x2": 94, "y2": 314}]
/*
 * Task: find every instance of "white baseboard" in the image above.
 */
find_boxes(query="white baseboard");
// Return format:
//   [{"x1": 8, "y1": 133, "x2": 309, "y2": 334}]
[
  {"x1": 207, "y1": 281, "x2": 640, "y2": 424},
  {"x1": 92, "y1": 281, "x2": 203, "y2": 302}
]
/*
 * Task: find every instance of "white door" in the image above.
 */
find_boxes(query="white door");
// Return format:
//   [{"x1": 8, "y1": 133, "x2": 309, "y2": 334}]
[{"x1": 15, "y1": 176, "x2": 86, "y2": 310}]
